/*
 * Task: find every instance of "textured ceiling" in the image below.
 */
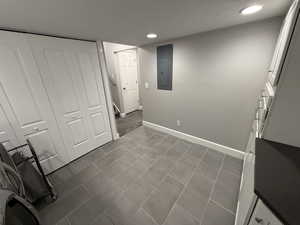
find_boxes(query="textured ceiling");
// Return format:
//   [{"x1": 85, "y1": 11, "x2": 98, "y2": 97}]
[{"x1": 0, "y1": 0, "x2": 291, "y2": 45}]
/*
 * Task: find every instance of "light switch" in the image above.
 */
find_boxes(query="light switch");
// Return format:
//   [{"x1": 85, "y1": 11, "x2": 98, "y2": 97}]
[{"x1": 145, "y1": 82, "x2": 149, "y2": 89}]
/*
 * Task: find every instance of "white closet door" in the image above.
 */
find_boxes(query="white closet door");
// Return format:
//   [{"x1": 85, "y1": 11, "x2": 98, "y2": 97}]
[
  {"x1": 76, "y1": 44, "x2": 112, "y2": 149},
  {"x1": 0, "y1": 31, "x2": 69, "y2": 173},
  {"x1": 0, "y1": 104, "x2": 20, "y2": 150},
  {"x1": 28, "y1": 36, "x2": 112, "y2": 160}
]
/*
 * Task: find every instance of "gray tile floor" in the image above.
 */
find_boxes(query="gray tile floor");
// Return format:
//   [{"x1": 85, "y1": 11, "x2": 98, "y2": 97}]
[
  {"x1": 116, "y1": 110, "x2": 143, "y2": 137},
  {"x1": 39, "y1": 126, "x2": 243, "y2": 225}
]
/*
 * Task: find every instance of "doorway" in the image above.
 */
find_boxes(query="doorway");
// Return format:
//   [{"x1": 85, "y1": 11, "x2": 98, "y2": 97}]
[
  {"x1": 116, "y1": 49, "x2": 140, "y2": 115},
  {"x1": 103, "y1": 42, "x2": 143, "y2": 137}
]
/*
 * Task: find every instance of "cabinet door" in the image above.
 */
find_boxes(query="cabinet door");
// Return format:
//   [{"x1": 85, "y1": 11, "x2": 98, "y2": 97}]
[
  {"x1": 268, "y1": 0, "x2": 299, "y2": 86},
  {"x1": 235, "y1": 153, "x2": 256, "y2": 225},
  {"x1": 28, "y1": 36, "x2": 112, "y2": 159},
  {"x1": 0, "y1": 31, "x2": 69, "y2": 173}
]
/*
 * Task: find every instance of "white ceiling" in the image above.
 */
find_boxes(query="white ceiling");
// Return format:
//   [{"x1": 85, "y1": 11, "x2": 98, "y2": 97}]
[{"x1": 0, "y1": 0, "x2": 291, "y2": 45}]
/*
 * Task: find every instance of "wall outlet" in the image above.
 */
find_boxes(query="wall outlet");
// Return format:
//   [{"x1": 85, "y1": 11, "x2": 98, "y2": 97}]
[{"x1": 176, "y1": 120, "x2": 181, "y2": 126}]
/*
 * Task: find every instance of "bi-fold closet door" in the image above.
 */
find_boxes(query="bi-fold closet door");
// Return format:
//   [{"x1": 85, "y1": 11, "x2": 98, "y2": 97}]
[
  {"x1": 0, "y1": 31, "x2": 112, "y2": 173},
  {"x1": 28, "y1": 36, "x2": 112, "y2": 161},
  {"x1": 0, "y1": 31, "x2": 69, "y2": 173}
]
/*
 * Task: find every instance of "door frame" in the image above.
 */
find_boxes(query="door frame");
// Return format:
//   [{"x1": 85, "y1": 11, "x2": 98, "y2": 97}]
[
  {"x1": 96, "y1": 41, "x2": 119, "y2": 140},
  {"x1": 113, "y1": 48, "x2": 141, "y2": 117}
]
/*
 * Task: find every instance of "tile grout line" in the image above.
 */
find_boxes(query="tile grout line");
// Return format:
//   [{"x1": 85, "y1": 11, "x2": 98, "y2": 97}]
[
  {"x1": 199, "y1": 153, "x2": 226, "y2": 225},
  {"x1": 138, "y1": 139, "x2": 192, "y2": 225},
  {"x1": 161, "y1": 145, "x2": 204, "y2": 225},
  {"x1": 140, "y1": 207, "x2": 160, "y2": 225},
  {"x1": 47, "y1": 128, "x2": 239, "y2": 225},
  {"x1": 210, "y1": 199, "x2": 235, "y2": 215}
]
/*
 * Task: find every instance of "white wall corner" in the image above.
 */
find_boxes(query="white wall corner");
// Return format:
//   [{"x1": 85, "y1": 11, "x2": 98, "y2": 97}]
[{"x1": 143, "y1": 121, "x2": 245, "y2": 159}]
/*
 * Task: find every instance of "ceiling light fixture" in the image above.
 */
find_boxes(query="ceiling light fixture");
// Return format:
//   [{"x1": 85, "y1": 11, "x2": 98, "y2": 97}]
[
  {"x1": 146, "y1": 33, "x2": 158, "y2": 39},
  {"x1": 240, "y1": 4, "x2": 263, "y2": 15}
]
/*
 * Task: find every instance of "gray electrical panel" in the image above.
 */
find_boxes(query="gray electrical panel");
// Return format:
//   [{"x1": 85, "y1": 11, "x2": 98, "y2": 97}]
[{"x1": 157, "y1": 44, "x2": 173, "y2": 90}]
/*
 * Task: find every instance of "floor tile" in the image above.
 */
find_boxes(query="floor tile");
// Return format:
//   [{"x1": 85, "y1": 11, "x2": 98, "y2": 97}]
[
  {"x1": 217, "y1": 169, "x2": 241, "y2": 191},
  {"x1": 211, "y1": 169, "x2": 241, "y2": 212},
  {"x1": 143, "y1": 176, "x2": 184, "y2": 224},
  {"x1": 188, "y1": 144, "x2": 207, "y2": 159},
  {"x1": 100, "y1": 160, "x2": 131, "y2": 178},
  {"x1": 143, "y1": 133, "x2": 165, "y2": 147},
  {"x1": 202, "y1": 149, "x2": 224, "y2": 170},
  {"x1": 164, "y1": 204, "x2": 199, "y2": 225},
  {"x1": 106, "y1": 193, "x2": 141, "y2": 222},
  {"x1": 68, "y1": 194, "x2": 108, "y2": 225},
  {"x1": 41, "y1": 126, "x2": 242, "y2": 225},
  {"x1": 91, "y1": 214, "x2": 114, "y2": 225},
  {"x1": 94, "y1": 147, "x2": 125, "y2": 170},
  {"x1": 153, "y1": 158, "x2": 175, "y2": 172},
  {"x1": 177, "y1": 186, "x2": 208, "y2": 221},
  {"x1": 53, "y1": 165, "x2": 98, "y2": 198},
  {"x1": 40, "y1": 186, "x2": 90, "y2": 225},
  {"x1": 129, "y1": 209, "x2": 159, "y2": 225},
  {"x1": 125, "y1": 180, "x2": 154, "y2": 207},
  {"x1": 223, "y1": 155, "x2": 243, "y2": 176},
  {"x1": 169, "y1": 160, "x2": 196, "y2": 184},
  {"x1": 211, "y1": 181, "x2": 239, "y2": 213},
  {"x1": 180, "y1": 152, "x2": 201, "y2": 167},
  {"x1": 56, "y1": 218, "x2": 70, "y2": 225},
  {"x1": 157, "y1": 136, "x2": 177, "y2": 152},
  {"x1": 112, "y1": 166, "x2": 141, "y2": 189},
  {"x1": 188, "y1": 172, "x2": 214, "y2": 198},
  {"x1": 197, "y1": 161, "x2": 220, "y2": 181},
  {"x1": 83, "y1": 147, "x2": 107, "y2": 162},
  {"x1": 164, "y1": 141, "x2": 189, "y2": 161},
  {"x1": 130, "y1": 157, "x2": 153, "y2": 175},
  {"x1": 84, "y1": 172, "x2": 122, "y2": 196},
  {"x1": 140, "y1": 166, "x2": 168, "y2": 187},
  {"x1": 201, "y1": 201, "x2": 235, "y2": 225}
]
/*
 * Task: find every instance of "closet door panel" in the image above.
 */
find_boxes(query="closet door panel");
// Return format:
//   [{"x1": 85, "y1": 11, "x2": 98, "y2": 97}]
[
  {"x1": 0, "y1": 31, "x2": 69, "y2": 173},
  {"x1": 33, "y1": 43, "x2": 92, "y2": 159},
  {"x1": 76, "y1": 50, "x2": 111, "y2": 145},
  {"x1": 44, "y1": 50, "x2": 90, "y2": 149},
  {"x1": 28, "y1": 36, "x2": 111, "y2": 159}
]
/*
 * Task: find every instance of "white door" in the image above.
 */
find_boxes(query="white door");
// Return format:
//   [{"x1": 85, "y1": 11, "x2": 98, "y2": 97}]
[
  {"x1": 28, "y1": 36, "x2": 112, "y2": 160},
  {"x1": 0, "y1": 31, "x2": 69, "y2": 173},
  {"x1": 117, "y1": 49, "x2": 139, "y2": 114}
]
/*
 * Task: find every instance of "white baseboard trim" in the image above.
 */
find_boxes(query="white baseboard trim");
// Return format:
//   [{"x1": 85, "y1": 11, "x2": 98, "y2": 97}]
[{"x1": 143, "y1": 121, "x2": 244, "y2": 159}]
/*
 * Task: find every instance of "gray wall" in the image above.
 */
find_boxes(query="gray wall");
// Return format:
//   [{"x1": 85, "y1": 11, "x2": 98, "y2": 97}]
[{"x1": 139, "y1": 17, "x2": 282, "y2": 151}]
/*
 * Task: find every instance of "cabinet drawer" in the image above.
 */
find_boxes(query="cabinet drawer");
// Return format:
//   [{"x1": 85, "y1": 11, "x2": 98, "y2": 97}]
[{"x1": 249, "y1": 200, "x2": 283, "y2": 225}]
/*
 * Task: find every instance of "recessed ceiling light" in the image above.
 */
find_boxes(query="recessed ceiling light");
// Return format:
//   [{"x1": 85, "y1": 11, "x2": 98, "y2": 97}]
[
  {"x1": 146, "y1": 33, "x2": 158, "y2": 39},
  {"x1": 240, "y1": 4, "x2": 263, "y2": 15}
]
